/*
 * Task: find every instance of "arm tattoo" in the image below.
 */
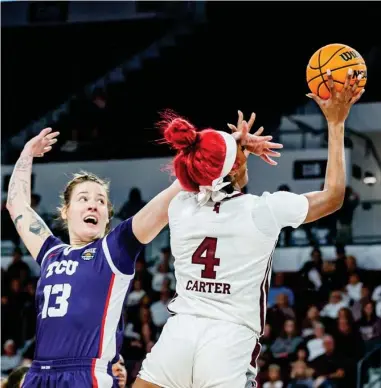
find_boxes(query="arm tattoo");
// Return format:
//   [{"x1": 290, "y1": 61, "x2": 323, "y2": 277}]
[
  {"x1": 20, "y1": 179, "x2": 30, "y2": 197},
  {"x1": 8, "y1": 181, "x2": 17, "y2": 206},
  {"x1": 29, "y1": 217, "x2": 48, "y2": 236},
  {"x1": 13, "y1": 214, "x2": 23, "y2": 228},
  {"x1": 15, "y1": 155, "x2": 33, "y2": 172},
  {"x1": 26, "y1": 208, "x2": 50, "y2": 237}
]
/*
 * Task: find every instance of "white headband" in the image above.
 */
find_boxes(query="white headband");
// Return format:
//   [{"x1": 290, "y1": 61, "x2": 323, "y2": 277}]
[
  {"x1": 217, "y1": 131, "x2": 238, "y2": 178},
  {"x1": 197, "y1": 131, "x2": 239, "y2": 206}
]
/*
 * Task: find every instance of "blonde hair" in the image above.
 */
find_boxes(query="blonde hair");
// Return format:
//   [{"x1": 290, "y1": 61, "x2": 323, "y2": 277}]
[{"x1": 58, "y1": 171, "x2": 114, "y2": 234}]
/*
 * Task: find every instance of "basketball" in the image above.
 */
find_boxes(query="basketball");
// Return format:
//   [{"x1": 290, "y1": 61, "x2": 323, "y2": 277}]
[{"x1": 306, "y1": 43, "x2": 367, "y2": 99}]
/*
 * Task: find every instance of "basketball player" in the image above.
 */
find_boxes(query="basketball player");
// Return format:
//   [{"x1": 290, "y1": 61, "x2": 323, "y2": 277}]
[
  {"x1": 6, "y1": 117, "x2": 277, "y2": 387},
  {"x1": 134, "y1": 69, "x2": 364, "y2": 388}
]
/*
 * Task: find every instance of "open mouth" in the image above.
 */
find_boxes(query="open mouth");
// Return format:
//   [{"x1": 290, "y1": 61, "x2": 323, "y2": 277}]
[{"x1": 83, "y1": 216, "x2": 98, "y2": 225}]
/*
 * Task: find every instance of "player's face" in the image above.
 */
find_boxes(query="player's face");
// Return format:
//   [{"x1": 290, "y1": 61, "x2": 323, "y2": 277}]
[
  {"x1": 63, "y1": 181, "x2": 110, "y2": 243},
  {"x1": 231, "y1": 146, "x2": 248, "y2": 189},
  {"x1": 112, "y1": 356, "x2": 127, "y2": 388}
]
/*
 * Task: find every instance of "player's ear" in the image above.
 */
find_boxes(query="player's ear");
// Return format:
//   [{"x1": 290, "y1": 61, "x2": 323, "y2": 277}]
[{"x1": 61, "y1": 205, "x2": 68, "y2": 221}]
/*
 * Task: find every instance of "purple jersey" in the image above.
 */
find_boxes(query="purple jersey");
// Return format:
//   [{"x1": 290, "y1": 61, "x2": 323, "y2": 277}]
[{"x1": 34, "y1": 217, "x2": 142, "y2": 381}]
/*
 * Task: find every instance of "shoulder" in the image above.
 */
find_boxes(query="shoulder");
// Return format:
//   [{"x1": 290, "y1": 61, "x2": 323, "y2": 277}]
[
  {"x1": 169, "y1": 191, "x2": 197, "y2": 215},
  {"x1": 36, "y1": 235, "x2": 67, "y2": 266}
]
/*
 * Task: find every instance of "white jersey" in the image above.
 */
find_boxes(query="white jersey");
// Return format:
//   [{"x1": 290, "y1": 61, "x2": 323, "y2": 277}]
[{"x1": 167, "y1": 190, "x2": 309, "y2": 335}]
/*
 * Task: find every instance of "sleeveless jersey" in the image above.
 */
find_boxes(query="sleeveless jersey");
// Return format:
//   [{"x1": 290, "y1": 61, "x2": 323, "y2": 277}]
[
  {"x1": 34, "y1": 217, "x2": 143, "y2": 365},
  {"x1": 167, "y1": 191, "x2": 309, "y2": 335}
]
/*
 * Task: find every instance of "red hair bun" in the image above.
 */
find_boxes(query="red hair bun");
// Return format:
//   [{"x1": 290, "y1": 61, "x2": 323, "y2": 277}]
[{"x1": 164, "y1": 118, "x2": 197, "y2": 151}]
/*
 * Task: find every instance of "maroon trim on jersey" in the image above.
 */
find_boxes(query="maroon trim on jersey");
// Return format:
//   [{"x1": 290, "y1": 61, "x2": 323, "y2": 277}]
[
  {"x1": 213, "y1": 192, "x2": 245, "y2": 213},
  {"x1": 167, "y1": 292, "x2": 178, "y2": 315},
  {"x1": 250, "y1": 340, "x2": 262, "y2": 369},
  {"x1": 97, "y1": 273, "x2": 115, "y2": 358},
  {"x1": 259, "y1": 245, "x2": 275, "y2": 335},
  {"x1": 224, "y1": 192, "x2": 244, "y2": 201}
]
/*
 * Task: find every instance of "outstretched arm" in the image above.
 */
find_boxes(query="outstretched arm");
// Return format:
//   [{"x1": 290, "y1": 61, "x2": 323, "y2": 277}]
[
  {"x1": 132, "y1": 180, "x2": 182, "y2": 244},
  {"x1": 6, "y1": 128, "x2": 59, "y2": 259},
  {"x1": 303, "y1": 69, "x2": 364, "y2": 223}
]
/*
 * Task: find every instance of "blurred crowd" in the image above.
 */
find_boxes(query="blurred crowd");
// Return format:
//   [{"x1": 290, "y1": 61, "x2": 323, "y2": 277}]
[
  {"x1": 1, "y1": 188, "x2": 380, "y2": 388},
  {"x1": 2, "y1": 236, "x2": 381, "y2": 387}
]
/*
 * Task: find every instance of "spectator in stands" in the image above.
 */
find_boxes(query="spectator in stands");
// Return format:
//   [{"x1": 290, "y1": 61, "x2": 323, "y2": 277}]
[
  {"x1": 336, "y1": 186, "x2": 359, "y2": 245},
  {"x1": 6, "y1": 247, "x2": 30, "y2": 286},
  {"x1": 301, "y1": 305, "x2": 321, "y2": 338},
  {"x1": 306, "y1": 322, "x2": 326, "y2": 362},
  {"x1": 151, "y1": 256, "x2": 176, "y2": 293},
  {"x1": 299, "y1": 248, "x2": 323, "y2": 305},
  {"x1": 1, "y1": 340, "x2": 22, "y2": 376},
  {"x1": 3, "y1": 279, "x2": 25, "y2": 347},
  {"x1": 134, "y1": 258, "x2": 153, "y2": 294},
  {"x1": 150, "y1": 247, "x2": 174, "y2": 273},
  {"x1": 271, "y1": 319, "x2": 303, "y2": 364},
  {"x1": 263, "y1": 364, "x2": 284, "y2": 388},
  {"x1": 126, "y1": 279, "x2": 146, "y2": 307},
  {"x1": 112, "y1": 354, "x2": 127, "y2": 388},
  {"x1": 21, "y1": 281, "x2": 37, "y2": 342},
  {"x1": 267, "y1": 294, "x2": 296, "y2": 334},
  {"x1": 288, "y1": 360, "x2": 314, "y2": 388},
  {"x1": 345, "y1": 255, "x2": 366, "y2": 283},
  {"x1": 372, "y1": 284, "x2": 381, "y2": 304},
  {"x1": 117, "y1": 188, "x2": 146, "y2": 221},
  {"x1": 357, "y1": 301, "x2": 381, "y2": 342},
  {"x1": 345, "y1": 273, "x2": 363, "y2": 303},
  {"x1": 1, "y1": 365, "x2": 29, "y2": 388},
  {"x1": 334, "y1": 318, "x2": 364, "y2": 361},
  {"x1": 371, "y1": 285, "x2": 381, "y2": 318},
  {"x1": 352, "y1": 285, "x2": 371, "y2": 321},
  {"x1": 331, "y1": 245, "x2": 347, "y2": 289},
  {"x1": 320, "y1": 291, "x2": 349, "y2": 320},
  {"x1": 150, "y1": 287, "x2": 171, "y2": 329},
  {"x1": 310, "y1": 335, "x2": 349, "y2": 388},
  {"x1": 268, "y1": 272, "x2": 295, "y2": 307},
  {"x1": 290, "y1": 346, "x2": 310, "y2": 368}
]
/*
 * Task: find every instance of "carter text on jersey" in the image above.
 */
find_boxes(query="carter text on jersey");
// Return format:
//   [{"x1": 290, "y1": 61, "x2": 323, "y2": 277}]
[{"x1": 186, "y1": 280, "x2": 231, "y2": 294}]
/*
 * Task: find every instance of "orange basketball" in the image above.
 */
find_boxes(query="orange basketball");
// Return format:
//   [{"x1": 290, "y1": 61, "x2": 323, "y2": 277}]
[{"x1": 306, "y1": 43, "x2": 367, "y2": 100}]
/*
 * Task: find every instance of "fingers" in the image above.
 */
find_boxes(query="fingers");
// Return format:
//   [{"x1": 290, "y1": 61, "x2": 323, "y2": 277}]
[
  {"x1": 264, "y1": 149, "x2": 281, "y2": 157},
  {"x1": 261, "y1": 154, "x2": 278, "y2": 166},
  {"x1": 227, "y1": 123, "x2": 237, "y2": 132},
  {"x1": 247, "y1": 112, "x2": 256, "y2": 132},
  {"x1": 237, "y1": 110, "x2": 243, "y2": 130},
  {"x1": 351, "y1": 74, "x2": 363, "y2": 93},
  {"x1": 326, "y1": 69, "x2": 335, "y2": 95},
  {"x1": 343, "y1": 68, "x2": 353, "y2": 91},
  {"x1": 46, "y1": 131, "x2": 60, "y2": 140},
  {"x1": 253, "y1": 126, "x2": 264, "y2": 136},
  {"x1": 350, "y1": 88, "x2": 365, "y2": 105},
  {"x1": 39, "y1": 127, "x2": 52, "y2": 136},
  {"x1": 264, "y1": 141, "x2": 283, "y2": 149},
  {"x1": 240, "y1": 120, "x2": 249, "y2": 143},
  {"x1": 306, "y1": 93, "x2": 323, "y2": 106},
  {"x1": 47, "y1": 138, "x2": 58, "y2": 146}
]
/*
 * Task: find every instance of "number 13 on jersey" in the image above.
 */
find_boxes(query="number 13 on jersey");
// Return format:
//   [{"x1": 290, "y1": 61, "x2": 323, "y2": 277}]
[{"x1": 42, "y1": 284, "x2": 72, "y2": 319}]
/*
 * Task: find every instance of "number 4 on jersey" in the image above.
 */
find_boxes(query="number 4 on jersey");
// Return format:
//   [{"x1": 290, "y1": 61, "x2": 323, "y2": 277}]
[{"x1": 192, "y1": 237, "x2": 220, "y2": 279}]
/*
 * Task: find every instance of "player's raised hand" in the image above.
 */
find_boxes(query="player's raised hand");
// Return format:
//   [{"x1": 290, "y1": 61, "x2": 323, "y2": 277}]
[
  {"x1": 228, "y1": 111, "x2": 283, "y2": 165},
  {"x1": 239, "y1": 121, "x2": 283, "y2": 166},
  {"x1": 23, "y1": 128, "x2": 60, "y2": 158},
  {"x1": 306, "y1": 68, "x2": 365, "y2": 125},
  {"x1": 227, "y1": 110, "x2": 256, "y2": 135}
]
